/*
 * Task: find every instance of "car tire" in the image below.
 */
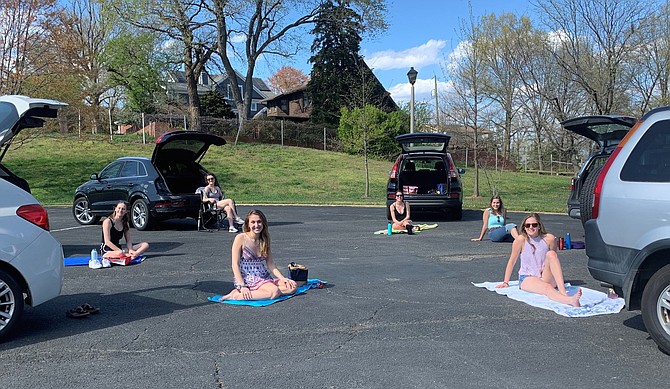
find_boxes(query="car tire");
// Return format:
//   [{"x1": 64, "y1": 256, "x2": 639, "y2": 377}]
[
  {"x1": 0, "y1": 269, "x2": 25, "y2": 341},
  {"x1": 579, "y1": 165, "x2": 604, "y2": 225},
  {"x1": 451, "y1": 205, "x2": 463, "y2": 221},
  {"x1": 131, "y1": 198, "x2": 152, "y2": 231},
  {"x1": 641, "y1": 264, "x2": 670, "y2": 355},
  {"x1": 72, "y1": 196, "x2": 100, "y2": 225}
]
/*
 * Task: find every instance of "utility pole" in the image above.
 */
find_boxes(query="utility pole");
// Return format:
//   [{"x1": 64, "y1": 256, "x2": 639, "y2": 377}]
[{"x1": 434, "y1": 76, "x2": 440, "y2": 129}]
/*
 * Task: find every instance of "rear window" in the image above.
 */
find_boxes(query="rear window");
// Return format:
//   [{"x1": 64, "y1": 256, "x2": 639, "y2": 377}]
[{"x1": 620, "y1": 120, "x2": 670, "y2": 182}]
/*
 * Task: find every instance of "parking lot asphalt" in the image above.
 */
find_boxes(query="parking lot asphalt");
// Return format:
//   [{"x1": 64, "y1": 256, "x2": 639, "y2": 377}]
[{"x1": 1, "y1": 205, "x2": 667, "y2": 388}]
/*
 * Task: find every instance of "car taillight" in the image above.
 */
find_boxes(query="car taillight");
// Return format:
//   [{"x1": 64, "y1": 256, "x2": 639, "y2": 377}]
[
  {"x1": 570, "y1": 178, "x2": 575, "y2": 192},
  {"x1": 16, "y1": 204, "x2": 50, "y2": 231},
  {"x1": 592, "y1": 147, "x2": 621, "y2": 219},
  {"x1": 390, "y1": 158, "x2": 401, "y2": 179}
]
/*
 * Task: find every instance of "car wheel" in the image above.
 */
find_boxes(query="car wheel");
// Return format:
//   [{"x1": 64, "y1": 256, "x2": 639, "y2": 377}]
[
  {"x1": 72, "y1": 197, "x2": 100, "y2": 225},
  {"x1": 0, "y1": 269, "x2": 25, "y2": 341},
  {"x1": 131, "y1": 198, "x2": 152, "y2": 231},
  {"x1": 578, "y1": 165, "x2": 604, "y2": 225},
  {"x1": 451, "y1": 205, "x2": 463, "y2": 221},
  {"x1": 641, "y1": 264, "x2": 670, "y2": 355}
]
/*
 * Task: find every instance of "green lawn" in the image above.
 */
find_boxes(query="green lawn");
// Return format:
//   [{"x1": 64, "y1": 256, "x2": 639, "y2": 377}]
[{"x1": 3, "y1": 134, "x2": 572, "y2": 213}]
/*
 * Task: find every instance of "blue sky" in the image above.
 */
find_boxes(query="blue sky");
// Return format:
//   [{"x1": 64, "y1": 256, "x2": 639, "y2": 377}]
[{"x1": 256, "y1": 0, "x2": 535, "y2": 105}]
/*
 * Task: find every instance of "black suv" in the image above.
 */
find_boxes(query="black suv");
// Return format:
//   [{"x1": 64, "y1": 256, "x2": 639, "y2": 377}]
[
  {"x1": 386, "y1": 133, "x2": 464, "y2": 220},
  {"x1": 73, "y1": 131, "x2": 226, "y2": 230},
  {"x1": 561, "y1": 115, "x2": 636, "y2": 224}
]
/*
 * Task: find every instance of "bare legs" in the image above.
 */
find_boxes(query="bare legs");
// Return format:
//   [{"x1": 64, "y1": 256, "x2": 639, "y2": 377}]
[
  {"x1": 520, "y1": 251, "x2": 581, "y2": 307},
  {"x1": 102, "y1": 242, "x2": 149, "y2": 260},
  {"x1": 216, "y1": 199, "x2": 241, "y2": 227},
  {"x1": 218, "y1": 281, "x2": 297, "y2": 301}
]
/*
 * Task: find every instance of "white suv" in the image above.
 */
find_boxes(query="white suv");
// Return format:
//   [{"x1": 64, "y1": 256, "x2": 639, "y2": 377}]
[
  {"x1": 585, "y1": 106, "x2": 670, "y2": 354},
  {"x1": 0, "y1": 95, "x2": 66, "y2": 340}
]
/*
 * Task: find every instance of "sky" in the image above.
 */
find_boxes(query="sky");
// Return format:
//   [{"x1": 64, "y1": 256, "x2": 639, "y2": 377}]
[{"x1": 256, "y1": 0, "x2": 536, "y2": 105}]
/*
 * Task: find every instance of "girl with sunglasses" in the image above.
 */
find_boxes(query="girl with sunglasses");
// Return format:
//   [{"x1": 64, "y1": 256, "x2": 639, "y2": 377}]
[
  {"x1": 472, "y1": 195, "x2": 518, "y2": 242},
  {"x1": 202, "y1": 173, "x2": 245, "y2": 232},
  {"x1": 389, "y1": 191, "x2": 417, "y2": 234},
  {"x1": 496, "y1": 213, "x2": 582, "y2": 307}
]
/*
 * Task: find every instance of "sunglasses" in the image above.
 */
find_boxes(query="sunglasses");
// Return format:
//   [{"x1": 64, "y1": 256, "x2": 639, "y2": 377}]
[
  {"x1": 207, "y1": 177, "x2": 215, "y2": 181},
  {"x1": 496, "y1": 216, "x2": 501, "y2": 223},
  {"x1": 524, "y1": 223, "x2": 539, "y2": 228}
]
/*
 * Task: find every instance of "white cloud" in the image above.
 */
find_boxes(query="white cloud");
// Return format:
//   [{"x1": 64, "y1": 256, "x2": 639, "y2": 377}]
[
  {"x1": 389, "y1": 77, "x2": 453, "y2": 105},
  {"x1": 366, "y1": 39, "x2": 447, "y2": 70}
]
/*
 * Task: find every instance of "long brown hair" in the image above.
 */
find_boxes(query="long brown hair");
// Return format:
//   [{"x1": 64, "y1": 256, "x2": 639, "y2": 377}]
[
  {"x1": 108, "y1": 201, "x2": 130, "y2": 232},
  {"x1": 519, "y1": 213, "x2": 547, "y2": 254},
  {"x1": 243, "y1": 209, "x2": 271, "y2": 257},
  {"x1": 489, "y1": 194, "x2": 506, "y2": 217}
]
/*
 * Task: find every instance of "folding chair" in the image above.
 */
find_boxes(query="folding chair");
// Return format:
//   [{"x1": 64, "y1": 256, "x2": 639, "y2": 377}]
[{"x1": 196, "y1": 187, "x2": 224, "y2": 231}]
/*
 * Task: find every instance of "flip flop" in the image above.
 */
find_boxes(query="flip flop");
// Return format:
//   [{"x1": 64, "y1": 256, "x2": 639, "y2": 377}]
[
  {"x1": 79, "y1": 303, "x2": 100, "y2": 314},
  {"x1": 66, "y1": 306, "x2": 90, "y2": 319}
]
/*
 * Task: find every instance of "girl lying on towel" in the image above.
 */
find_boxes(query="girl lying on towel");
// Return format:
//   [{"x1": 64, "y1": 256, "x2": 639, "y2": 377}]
[
  {"x1": 218, "y1": 209, "x2": 297, "y2": 301},
  {"x1": 496, "y1": 213, "x2": 582, "y2": 307}
]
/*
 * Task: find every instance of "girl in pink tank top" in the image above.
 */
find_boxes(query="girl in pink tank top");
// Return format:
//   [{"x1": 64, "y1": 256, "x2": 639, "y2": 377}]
[{"x1": 495, "y1": 213, "x2": 582, "y2": 307}]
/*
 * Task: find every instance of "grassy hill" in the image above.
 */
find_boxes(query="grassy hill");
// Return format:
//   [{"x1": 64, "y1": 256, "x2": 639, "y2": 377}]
[{"x1": 2, "y1": 134, "x2": 572, "y2": 213}]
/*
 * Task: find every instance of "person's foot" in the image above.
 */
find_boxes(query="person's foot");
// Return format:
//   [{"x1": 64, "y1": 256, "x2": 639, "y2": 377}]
[
  {"x1": 235, "y1": 216, "x2": 245, "y2": 224},
  {"x1": 569, "y1": 288, "x2": 582, "y2": 307},
  {"x1": 88, "y1": 258, "x2": 102, "y2": 269},
  {"x1": 406, "y1": 225, "x2": 415, "y2": 235},
  {"x1": 229, "y1": 226, "x2": 238, "y2": 233}
]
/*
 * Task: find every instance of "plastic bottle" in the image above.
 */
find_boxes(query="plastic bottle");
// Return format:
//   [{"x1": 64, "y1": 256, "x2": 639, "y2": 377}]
[
  {"x1": 91, "y1": 248, "x2": 98, "y2": 262},
  {"x1": 387, "y1": 222, "x2": 393, "y2": 235},
  {"x1": 565, "y1": 233, "x2": 572, "y2": 250}
]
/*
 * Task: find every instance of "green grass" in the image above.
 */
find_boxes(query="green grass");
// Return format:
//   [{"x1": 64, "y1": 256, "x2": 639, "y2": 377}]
[{"x1": 3, "y1": 134, "x2": 572, "y2": 213}]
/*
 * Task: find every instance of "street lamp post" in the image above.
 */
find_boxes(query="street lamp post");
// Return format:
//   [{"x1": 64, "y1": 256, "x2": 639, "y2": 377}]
[{"x1": 407, "y1": 67, "x2": 418, "y2": 133}]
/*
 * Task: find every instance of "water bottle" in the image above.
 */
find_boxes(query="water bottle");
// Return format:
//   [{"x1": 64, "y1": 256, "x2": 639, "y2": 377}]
[
  {"x1": 387, "y1": 222, "x2": 393, "y2": 235},
  {"x1": 565, "y1": 233, "x2": 572, "y2": 250},
  {"x1": 91, "y1": 248, "x2": 98, "y2": 262}
]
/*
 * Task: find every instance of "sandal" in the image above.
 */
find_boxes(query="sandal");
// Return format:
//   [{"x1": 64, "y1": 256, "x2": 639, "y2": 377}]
[
  {"x1": 80, "y1": 303, "x2": 100, "y2": 314},
  {"x1": 66, "y1": 306, "x2": 90, "y2": 319}
]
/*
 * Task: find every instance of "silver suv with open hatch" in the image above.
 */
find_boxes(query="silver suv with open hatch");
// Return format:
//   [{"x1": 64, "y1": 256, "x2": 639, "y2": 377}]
[{"x1": 584, "y1": 106, "x2": 670, "y2": 354}]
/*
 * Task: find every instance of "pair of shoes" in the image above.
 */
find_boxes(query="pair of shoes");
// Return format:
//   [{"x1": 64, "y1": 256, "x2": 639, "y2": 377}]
[
  {"x1": 406, "y1": 225, "x2": 415, "y2": 235},
  {"x1": 235, "y1": 216, "x2": 245, "y2": 224},
  {"x1": 66, "y1": 303, "x2": 101, "y2": 319},
  {"x1": 229, "y1": 226, "x2": 239, "y2": 233},
  {"x1": 102, "y1": 258, "x2": 111, "y2": 268},
  {"x1": 88, "y1": 258, "x2": 102, "y2": 269}
]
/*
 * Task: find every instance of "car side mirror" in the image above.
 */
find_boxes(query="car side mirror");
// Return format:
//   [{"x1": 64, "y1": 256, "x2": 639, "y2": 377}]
[
  {"x1": 458, "y1": 168, "x2": 465, "y2": 175},
  {"x1": 90, "y1": 173, "x2": 99, "y2": 181}
]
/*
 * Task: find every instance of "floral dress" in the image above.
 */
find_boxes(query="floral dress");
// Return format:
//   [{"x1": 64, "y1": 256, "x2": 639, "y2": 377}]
[{"x1": 238, "y1": 238, "x2": 275, "y2": 290}]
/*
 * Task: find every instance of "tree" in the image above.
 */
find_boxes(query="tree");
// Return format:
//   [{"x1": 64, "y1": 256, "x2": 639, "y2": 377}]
[
  {"x1": 105, "y1": 0, "x2": 217, "y2": 131},
  {"x1": 267, "y1": 66, "x2": 309, "y2": 94},
  {"x1": 200, "y1": 90, "x2": 235, "y2": 118},
  {"x1": 536, "y1": 0, "x2": 650, "y2": 114},
  {"x1": 443, "y1": 6, "x2": 490, "y2": 198},
  {"x1": 210, "y1": 0, "x2": 388, "y2": 144},
  {"x1": 104, "y1": 31, "x2": 166, "y2": 113},
  {"x1": 0, "y1": 0, "x2": 60, "y2": 95},
  {"x1": 308, "y1": 0, "x2": 364, "y2": 126}
]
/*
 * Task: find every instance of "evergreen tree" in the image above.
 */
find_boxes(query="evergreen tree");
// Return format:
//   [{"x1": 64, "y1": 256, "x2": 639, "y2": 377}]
[{"x1": 308, "y1": 0, "x2": 364, "y2": 126}]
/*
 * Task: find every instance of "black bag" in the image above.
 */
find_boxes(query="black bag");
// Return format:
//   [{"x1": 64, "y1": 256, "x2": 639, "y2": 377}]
[{"x1": 288, "y1": 262, "x2": 308, "y2": 282}]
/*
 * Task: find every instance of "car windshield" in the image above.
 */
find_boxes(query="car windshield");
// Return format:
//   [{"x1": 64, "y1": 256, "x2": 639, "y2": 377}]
[{"x1": 0, "y1": 102, "x2": 20, "y2": 146}]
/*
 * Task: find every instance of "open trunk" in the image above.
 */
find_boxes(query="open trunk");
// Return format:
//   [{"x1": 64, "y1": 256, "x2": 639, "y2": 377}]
[{"x1": 398, "y1": 157, "x2": 450, "y2": 195}]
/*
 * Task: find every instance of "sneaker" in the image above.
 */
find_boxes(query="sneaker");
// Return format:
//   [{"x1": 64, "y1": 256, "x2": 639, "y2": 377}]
[
  {"x1": 229, "y1": 226, "x2": 239, "y2": 233},
  {"x1": 235, "y1": 216, "x2": 245, "y2": 224},
  {"x1": 101, "y1": 258, "x2": 112, "y2": 268},
  {"x1": 88, "y1": 258, "x2": 103, "y2": 269}
]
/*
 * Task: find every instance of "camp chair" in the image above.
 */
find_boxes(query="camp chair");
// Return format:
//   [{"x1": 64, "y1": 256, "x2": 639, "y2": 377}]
[{"x1": 196, "y1": 187, "x2": 224, "y2": 231}]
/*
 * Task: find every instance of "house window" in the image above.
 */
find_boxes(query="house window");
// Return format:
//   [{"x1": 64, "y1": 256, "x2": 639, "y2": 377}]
[{"x1": 251, "y1": 102, "x2": 258, "y2": 111}]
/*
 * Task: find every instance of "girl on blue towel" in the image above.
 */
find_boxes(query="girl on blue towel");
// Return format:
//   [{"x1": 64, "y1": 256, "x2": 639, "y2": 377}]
[
  {"x1": 471, "y1": 195, "x2": 518, "y2": 242},
  {"x1": 496, "y1": 213, "x2": 581, "y2": 307},
  {"x1": 218, "y1": 209, "x2": 297, "y2": 301}
]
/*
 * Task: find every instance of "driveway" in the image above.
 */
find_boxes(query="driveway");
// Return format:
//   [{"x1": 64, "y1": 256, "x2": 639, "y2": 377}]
[{"x1": 0, "y1": 206, "x2": 665, "y2": 388}]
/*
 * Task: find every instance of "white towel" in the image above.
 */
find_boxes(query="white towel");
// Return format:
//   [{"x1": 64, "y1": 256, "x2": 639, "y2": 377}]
[{"x1": 472, "y1": 281, "x2": 625, "y2": 317}]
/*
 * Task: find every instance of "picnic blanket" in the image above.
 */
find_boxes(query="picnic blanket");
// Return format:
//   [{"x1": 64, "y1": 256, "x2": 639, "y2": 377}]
[
  {"x1": 64, "y1": 255, "x2": 145, "y2": 267},
  {"x1": 472, "y1": 281, "x2": 625, "y2": 317},
  {"x1": 374, "y1": 223, "x2": 438, "y2": 235},
  {"x1": 208, "y1": 278, "x2": 326, "y2": 307}
]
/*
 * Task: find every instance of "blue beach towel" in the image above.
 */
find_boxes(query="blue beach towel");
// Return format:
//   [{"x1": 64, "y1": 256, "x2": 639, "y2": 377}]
[
  {"x1": 208, "y1": 278, "x2": 326, "y2": 306},
  {"x1": 64, "y1": 255, "x2": 145, "y2": 267},
  {"x1": 473, "y1": 281, "x2": 625, "y2": 317}
]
